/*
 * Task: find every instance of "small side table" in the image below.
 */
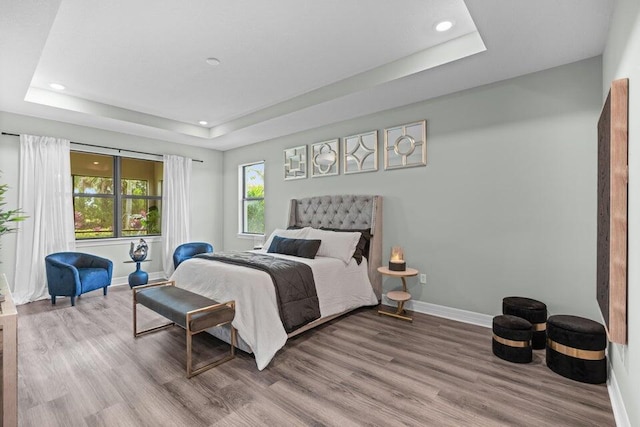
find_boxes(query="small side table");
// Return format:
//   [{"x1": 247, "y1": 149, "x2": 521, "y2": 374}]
[
  {"x1": 377, "y1": 266, "x2": 418, "y2": 322},
  {"x1": 124, "y1": 260, "x2": 152, "y2": 288}
]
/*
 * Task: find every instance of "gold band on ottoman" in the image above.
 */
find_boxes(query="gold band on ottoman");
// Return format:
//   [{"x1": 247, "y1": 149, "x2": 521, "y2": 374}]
[
  {"x1": 547, "y1": 339, "x2": 605, "y2": 361},
  {"x1": 493, "y1": 334, "x2": 530, "y2": 348},
  {"x1": 532, "y1": 322, "x2": 546, "y2": 331}
]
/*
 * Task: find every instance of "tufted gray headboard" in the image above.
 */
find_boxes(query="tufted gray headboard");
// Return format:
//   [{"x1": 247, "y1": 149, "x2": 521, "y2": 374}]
[{"x1": 287, "y1": 195, "x2": 383, "y2": 300}]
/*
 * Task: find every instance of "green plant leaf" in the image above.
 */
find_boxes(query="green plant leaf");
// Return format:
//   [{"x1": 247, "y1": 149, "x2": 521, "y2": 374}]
[{"x1": 0, "y1": 171, "x2": 28, "y2": 240}]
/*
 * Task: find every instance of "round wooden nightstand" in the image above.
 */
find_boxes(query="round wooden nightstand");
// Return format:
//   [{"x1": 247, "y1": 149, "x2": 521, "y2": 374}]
[{"x1": 377, "y1": 266, "x2": 418, "y2": 322}]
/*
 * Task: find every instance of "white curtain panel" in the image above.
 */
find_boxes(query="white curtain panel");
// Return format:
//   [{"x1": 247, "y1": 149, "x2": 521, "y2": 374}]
[
  {"x1": 162, "y1": 154, "x2": 192, "y2": 278},
  {"x1": 12, "y1": 135, "x2": 75, "y2": 304}
]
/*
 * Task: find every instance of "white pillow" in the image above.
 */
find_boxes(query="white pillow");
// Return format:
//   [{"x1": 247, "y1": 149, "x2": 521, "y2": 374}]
[
  {"x1": 305, "y1": 228, "x2": 361, "y2": 264},
  {"x1": 262, "y1": 227, "x2": 310, "y2": 252}
]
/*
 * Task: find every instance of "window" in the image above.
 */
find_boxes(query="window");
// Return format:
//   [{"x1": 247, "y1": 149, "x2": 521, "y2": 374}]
[
  {"x1": 71, "y1": 152, "x2": 163, "y2": 239},
  {"x1": 240, "y1": 161, "x2": 265, "y2": 235}
]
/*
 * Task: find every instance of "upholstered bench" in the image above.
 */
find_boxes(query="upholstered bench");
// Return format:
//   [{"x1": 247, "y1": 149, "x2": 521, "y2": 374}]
[
  {"x1": 503, "y1": 296, "x2": 547, "y2": 349},
  {"x1": 133, "y1": 281, "x2": 236, "y2": 378},
  {"x1": 546, "y1": 315, "x2": 607, "y2": 384},
  {"x1": 492, "y1": 315, "x2": 533, "y2": 363}
]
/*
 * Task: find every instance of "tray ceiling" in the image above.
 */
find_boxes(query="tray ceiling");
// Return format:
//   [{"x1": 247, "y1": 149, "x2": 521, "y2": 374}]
[{"x1": 0, "y1": 0, "x2": 613, "y2": 150}]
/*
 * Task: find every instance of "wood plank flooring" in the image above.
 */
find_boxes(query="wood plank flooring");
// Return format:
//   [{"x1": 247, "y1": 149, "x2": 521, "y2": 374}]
[{"x1": 16, "y1": 286, "x2": 615, "y2": 426}]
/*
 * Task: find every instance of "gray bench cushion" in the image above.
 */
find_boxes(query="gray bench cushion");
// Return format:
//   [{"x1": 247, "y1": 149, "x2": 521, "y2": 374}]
[{"x1": 136, "y1": 286, "x2": 234, "y2": 332}]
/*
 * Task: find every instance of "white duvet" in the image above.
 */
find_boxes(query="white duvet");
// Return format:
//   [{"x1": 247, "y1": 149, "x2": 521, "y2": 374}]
[{"x1": 170, "y1": 251, "x2": 377, "y2": 370}]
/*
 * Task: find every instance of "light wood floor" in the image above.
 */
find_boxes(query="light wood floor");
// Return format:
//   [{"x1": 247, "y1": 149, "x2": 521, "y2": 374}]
[{"x1": 16, "y1": 286, "x2": 615, "y2": 426}]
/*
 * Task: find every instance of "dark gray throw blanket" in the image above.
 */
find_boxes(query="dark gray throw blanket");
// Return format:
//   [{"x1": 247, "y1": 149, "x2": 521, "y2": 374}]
[{"x1": 194, "y1": 251, "x2": 320, "y2": 333}]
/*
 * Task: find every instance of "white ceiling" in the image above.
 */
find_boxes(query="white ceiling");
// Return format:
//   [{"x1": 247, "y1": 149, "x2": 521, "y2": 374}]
[{"x1": 0, "y1": 0, "x2": 613, "y2": 151}]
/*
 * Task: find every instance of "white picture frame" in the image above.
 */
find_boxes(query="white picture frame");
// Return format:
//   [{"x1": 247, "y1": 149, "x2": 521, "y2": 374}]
[
  {"x1": 384, "y1": 120, "x2": 427, "y2": 170},
  {"x1": 311, "y1": 139, "x2": 339, "y2": 177},
  {"x1": 343, "y1": 130, "x2": 378, "y2": 174},
  {"x1": 284, "y1": 145, "x2": 307, "y2": 180}
]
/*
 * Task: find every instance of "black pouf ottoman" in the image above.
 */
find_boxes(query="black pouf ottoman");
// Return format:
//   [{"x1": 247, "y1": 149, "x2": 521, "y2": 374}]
[
  {"x1": 503, "y1": 296, "x2": 547, "y2": 350},
  {"x1": 546, "y1": 315, "x2": 607, "y2": 384},
  {"x1": 492, "y1": 315, "x2": 532, "y2": 363}
]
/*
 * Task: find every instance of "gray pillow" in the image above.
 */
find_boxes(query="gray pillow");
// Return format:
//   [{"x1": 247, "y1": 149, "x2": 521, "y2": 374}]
[{"x1": 267, "y1": 236, "x2": 322, "y2": 259}]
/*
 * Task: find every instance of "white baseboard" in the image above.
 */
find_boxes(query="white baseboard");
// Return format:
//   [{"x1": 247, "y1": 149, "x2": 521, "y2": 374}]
[
  {"x1": 111, "y1": 271, "x2": 166, "y2": 287},
  {"x1": 381, "y1": 297, "x2": 493, "y2": 328},
  {"x1": 607, "y1": 366, "x2": 631, "y2": 427}
]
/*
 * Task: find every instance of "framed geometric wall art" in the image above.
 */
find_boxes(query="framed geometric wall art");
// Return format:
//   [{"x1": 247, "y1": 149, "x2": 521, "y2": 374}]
[
  {"x1": 597, "y1": 78, "x2": 628, "y2": 345},
  {"x1": 343, "y1": 130, "x2": 378, "y2": 174},
  {"x1": 311, "y1": 139, "x2": 339, "y2": 177},
  {"x1": 284, "y1": 145, "x2": 307, "y2": 180},
  {"x1": 383, "y1": 120, "x2": 427, "y2": 170}
]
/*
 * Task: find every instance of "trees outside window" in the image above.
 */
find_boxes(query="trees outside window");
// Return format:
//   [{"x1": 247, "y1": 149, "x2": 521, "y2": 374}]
[
  {"x1": 240, "y1": 161, "x2": 264, "y2": 235},
  {"x1": 71, "y1": 152, "x2": 163, "y2": 239}
]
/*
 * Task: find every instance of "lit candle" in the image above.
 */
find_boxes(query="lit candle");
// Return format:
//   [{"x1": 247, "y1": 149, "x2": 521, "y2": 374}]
[{"x1": 389, "y1": 246, "x2": 406, "y2": 271}]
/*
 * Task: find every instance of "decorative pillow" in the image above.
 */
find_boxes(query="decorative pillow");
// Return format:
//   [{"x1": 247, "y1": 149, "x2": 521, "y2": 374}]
[
  {"x1": 320, "y1": 228, "x2": 371, "y2": 265},
  {"x1": 262, "y1": 227, "x2": 310, "y2": 251},
  {"x1": 305, "y1": 228, "x2": 361, "y2": 264},
  {"x1": 267, "y1": 236, "x2": 321, "y2": 259}
]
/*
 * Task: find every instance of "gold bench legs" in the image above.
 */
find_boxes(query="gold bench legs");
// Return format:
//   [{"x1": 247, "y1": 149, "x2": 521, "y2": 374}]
[
  {"x1": 133, "y1": 282, "x2": 236, "y2": 378},
  {"x1": 186, "y1": 301, "x2": 237, "y2": 378}
]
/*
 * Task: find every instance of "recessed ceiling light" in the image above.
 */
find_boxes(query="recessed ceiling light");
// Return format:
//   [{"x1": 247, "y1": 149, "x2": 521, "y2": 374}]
[
  {"x1": 93, "y1": 161, "x2": 100, "y2": 165},
  {"x1": 49, "y1": 82, "x2": 66, "y2": 90},
  {"x1": 435, "y1": 20, "x2": 454, "y2": 32},
  {"x1": 205, "y1": 57, "x2": 221, "y2": 67},
  {"x1": 199, "y1": 120, "x2": 208, "y2": 126}
]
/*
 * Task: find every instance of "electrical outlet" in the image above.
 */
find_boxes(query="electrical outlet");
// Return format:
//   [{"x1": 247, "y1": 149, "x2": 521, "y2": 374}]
[{"x1": 420, "y1": 273, "x2": 427, "y2": 284}]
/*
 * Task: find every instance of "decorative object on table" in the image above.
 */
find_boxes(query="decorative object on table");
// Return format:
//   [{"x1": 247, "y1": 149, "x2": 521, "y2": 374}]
[
  {"x1": 546, "y1": 315, "x2": 607, "y2": 384},
  {"x1": 502, "y1": 296, "x2": 547, "y2": 350},
  {"x1": 377, "y1": 265, "x2": 418, "y2": 322},
  {"x1": 384, "y1": 120, "x2": 427, "y2": 170},
  {"x1": 311, "y1": 139, "x2": 339, "y2": 177},
  {"x1": 45, "y1": 252, "x2": 113, "y2": 306},
  {"x1": 597, "y1": 77, "x2": 629, "y2": 345},
  {"x1": 492, "y1": 314, "x2": 533, "y2": 364},
  {"x1": 388, "y1": 246, "x2": 406, "y2": 271},
  {"x1": 0, "y1": 172, "x2": 28, "y2": 255},
  {"x1": 284, "y1": 145, "x2": 307, "y2": 180},
  {"x1": 173, "y1": 242, "x2": 214, "y2": 269},
  {"x1": 253, "y1": 235, "x2": 265, "y2": 250},
  {"x1": 129, "y1": 238, "x2": 148, "y2": 262},
  {"x1": 343, "y1": 130, "x2": 378, "y2": 174}
]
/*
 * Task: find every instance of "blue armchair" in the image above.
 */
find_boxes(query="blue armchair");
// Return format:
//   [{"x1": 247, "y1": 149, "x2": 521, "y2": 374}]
[
  {"x1": 173, "y1": 242, "x2": 213, "y2": 269},
  {"x1": 45, "y1": 252, "x2": 113, "y2": 306}
]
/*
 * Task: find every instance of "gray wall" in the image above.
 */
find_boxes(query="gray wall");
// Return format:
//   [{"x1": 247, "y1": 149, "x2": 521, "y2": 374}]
[
  {"x1": 603, "y1": 0, "x2": 640, "y2": 424},
  {"x1": 0, "y1": 112, "x2": 224, "y2": 286},
  {"x1": 223, "y1": 56, "x2": 603, "y2": 320}
]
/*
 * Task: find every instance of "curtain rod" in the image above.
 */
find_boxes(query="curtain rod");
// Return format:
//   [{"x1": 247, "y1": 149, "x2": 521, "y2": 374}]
[{"x1": 1, "y1": 132, "x2": 204, "y2": 163}]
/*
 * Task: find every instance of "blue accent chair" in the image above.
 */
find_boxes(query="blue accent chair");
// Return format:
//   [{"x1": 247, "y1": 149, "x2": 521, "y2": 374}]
[
  {"x1": 173, "y1": 242, "x2": 213, "y2": 269},
  {"x1": 45, "y1": 252, "x2": 113, "y2": 306}
]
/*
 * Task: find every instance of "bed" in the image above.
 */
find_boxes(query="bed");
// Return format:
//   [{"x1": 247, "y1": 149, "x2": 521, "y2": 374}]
[{"x1": 170, "y1": 195, "x2": 383, "y2": 370}]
